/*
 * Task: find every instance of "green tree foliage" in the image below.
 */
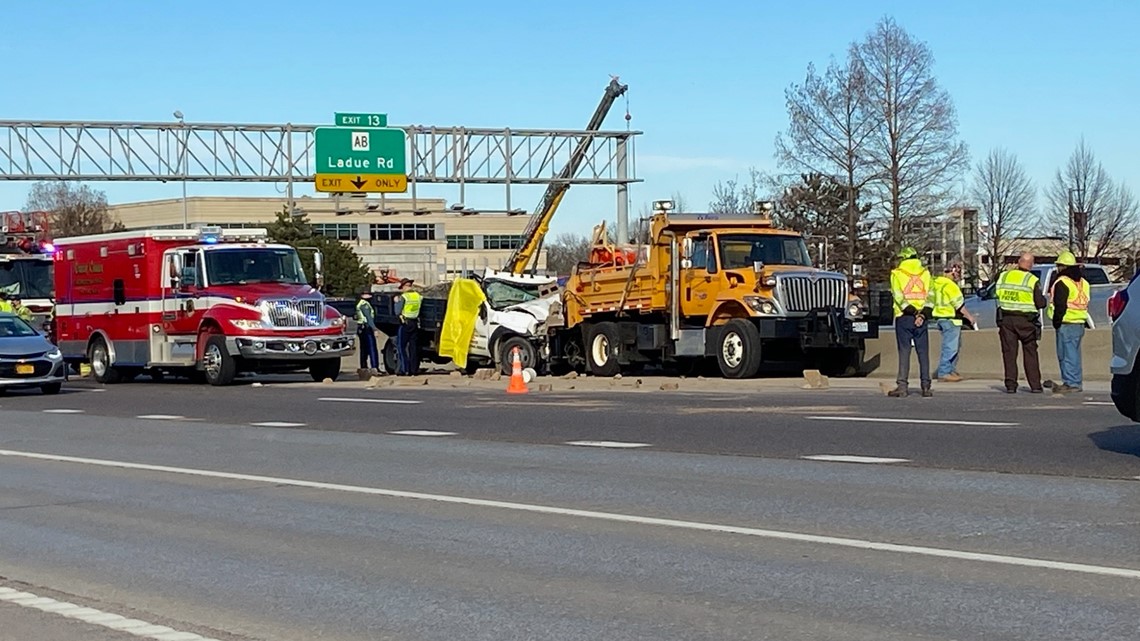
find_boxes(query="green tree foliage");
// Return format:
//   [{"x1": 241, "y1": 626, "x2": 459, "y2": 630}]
[
  {"x1": 775, "y1": 173, "x2": 883, "y2": 276},
  {"x1": 265, "y1": 207, "x2": 373, "y2": 296}
]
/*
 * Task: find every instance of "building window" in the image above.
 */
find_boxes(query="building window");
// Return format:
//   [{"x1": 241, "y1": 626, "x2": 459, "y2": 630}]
[
  {"x1": 447, "y1": 235, "x2": 474, "y2": 250},
  {"x1": 369, "y1": 223, "x2": 436, "y2": 241},
  {"x1": 314, "y1": 223, "x2": 358, "y2": 241},
  {"x1": 483, "y1": 234, "x2": 523, "y2": 250}
]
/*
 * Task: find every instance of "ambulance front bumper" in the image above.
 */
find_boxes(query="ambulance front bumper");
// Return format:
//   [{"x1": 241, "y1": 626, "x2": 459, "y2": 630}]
[{"x1": 227, "y1": 335, "x2": 355, "y2": 360}]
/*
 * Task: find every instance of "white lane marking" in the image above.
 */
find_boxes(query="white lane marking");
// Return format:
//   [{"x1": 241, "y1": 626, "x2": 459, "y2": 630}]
[
  {"x1": 388, "y1": 430, "x2": 457, "y2": 437},
  {"x1": 566, "y1": 440, "x2": 652, "y2": 449},
  {"x1": 318, "y1": 397, "x2": 422, "y2": 405},
  {"x1": 0, "y1": 586, "x2": 220, "y2": 640},
  {"x1": 808, "y1": 416, "x2": 1019, "y2": 427},
  {"x1": 135, "y1": 415, "x2": 201, "y2": 421},
  {"x1": 802, "y1": 455, "x2": 910, "y2": 464},
  {"x1": 2, "y1": 448, "x2": 1137, "y2": 581},
  {"x1": 1083, "y1": 401, "x2": 1114, "y2": 406},
  {"x1": 251, "y1": 421, "x2": 307, "y2": 428},
  {"x1": 42, "y1": 409, "x2": 85, "y2": 414}
]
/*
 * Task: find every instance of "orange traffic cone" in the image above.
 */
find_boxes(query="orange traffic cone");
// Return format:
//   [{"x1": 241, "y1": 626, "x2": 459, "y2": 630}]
[{"x1": 506, "y1": 346, "x2": 528, "y2": 394}]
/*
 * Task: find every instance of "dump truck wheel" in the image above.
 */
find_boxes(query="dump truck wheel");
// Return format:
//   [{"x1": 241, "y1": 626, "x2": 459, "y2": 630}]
[
  {"x1": 586, "y1": 322, "x2": 621, "y2": 377},
  {"x1": 381, "y1": 338, "x2": 399, "y2": 374},
  {"x1": 717, "y1": 319, "x2": 762, "y2": 379}
]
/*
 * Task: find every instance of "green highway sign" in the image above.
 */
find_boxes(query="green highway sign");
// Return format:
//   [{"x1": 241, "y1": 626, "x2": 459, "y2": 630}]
[
  {"x1": 314, "y1": 126, "x2": 407, "y2": 176},
  {"x1": 335, "y1": 112, "x2": 387, "y2": 127}
]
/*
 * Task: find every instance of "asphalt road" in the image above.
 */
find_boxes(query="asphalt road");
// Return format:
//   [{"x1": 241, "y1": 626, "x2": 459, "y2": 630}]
[{"x1": 1, "y1": 376, "x2": 1138, "y2": 640}]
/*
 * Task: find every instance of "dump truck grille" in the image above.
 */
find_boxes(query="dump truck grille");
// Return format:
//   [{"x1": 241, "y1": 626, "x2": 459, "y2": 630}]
[
  {"x1": 776, "y1": 275, "x2": 848, "y2": 313},
  {"x1": 263, "y1": 299, "x2": 324, "y2": 327}
]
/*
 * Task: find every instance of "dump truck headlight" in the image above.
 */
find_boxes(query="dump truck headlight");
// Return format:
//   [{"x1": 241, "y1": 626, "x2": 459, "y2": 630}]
[{"x1": 744, "y1": 296, "x2": 778, "y2": 315}]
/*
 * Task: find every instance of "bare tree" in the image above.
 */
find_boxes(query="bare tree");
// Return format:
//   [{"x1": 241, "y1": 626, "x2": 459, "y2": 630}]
[
  {"x1": 972, "y1": 148, "x2": 1036, "y2": 279},
  {"x1": 709, "y1": 168, "x2": 763, "y2": 215},
  {"x1": 1046, "y1": 139, "x2": 1138, "y2": 259},
  {"x1": 669, "y1": 191, "x2": 689, "y2": 213},
  {"x1": 544, "y1": 232, "x2": 593, "y2": 276},
  {"x1": 775, "y1": 57, "x2": 877, "y2": 274},
  {"x1": 853, "y1": 17, "x2": 969, "y2": 246},
  {"x1": 25, "y1": 182, "x2": 124, "y2": 238}
]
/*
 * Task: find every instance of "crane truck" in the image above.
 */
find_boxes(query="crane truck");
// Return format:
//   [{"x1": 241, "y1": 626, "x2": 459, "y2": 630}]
[{"x1": 543, "y1": 199, "x2": 878, "y2": 378}]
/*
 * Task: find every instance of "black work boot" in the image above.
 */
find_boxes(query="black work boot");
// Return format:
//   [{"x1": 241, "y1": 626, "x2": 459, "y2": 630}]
[{"x1": 921, "y1": 385, "x2": 933, "y2": 398}]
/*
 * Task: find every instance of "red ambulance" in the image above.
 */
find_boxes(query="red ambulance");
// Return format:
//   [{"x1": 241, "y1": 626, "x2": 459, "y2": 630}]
[{"x1": 53, "y1": 226, "x2": 354, "y2": 385}]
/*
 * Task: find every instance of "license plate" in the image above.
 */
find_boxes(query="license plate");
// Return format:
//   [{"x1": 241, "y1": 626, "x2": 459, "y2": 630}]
[
  {"x1": 15, "y1": 364, "x2": 35, "y2": 375},
  {"x1": 852, "y1": 322, "x2": 869, "y2": 333}
]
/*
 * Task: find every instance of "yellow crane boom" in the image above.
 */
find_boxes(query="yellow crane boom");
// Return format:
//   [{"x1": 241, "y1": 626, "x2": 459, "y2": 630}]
[{"x1": 504, "y1": 77, "x2": 629, "y2": 275}]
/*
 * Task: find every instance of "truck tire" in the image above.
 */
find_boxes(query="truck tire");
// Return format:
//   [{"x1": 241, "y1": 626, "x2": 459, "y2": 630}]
[
  {"x1": 586, "y1": 322, "x2": 621, "y2": 377},
  {"x1": 309, "y1": 358, "x2": 341, "y2": 382},
  {"x1": 717, "y1": 319, "x2": 762, "y2": 379},
  {"x1": 381, "y1": 338, "x2": 399, "y2": 374},
  {"x1": 88, "y1": 337, "x2": 122, "y2": 385},
  {"x1": 201, "y1": 335, "x2": 238, "y2": 386},
  {"x1": 497, "y1": 336, "x2": 537, "y2": 376}
]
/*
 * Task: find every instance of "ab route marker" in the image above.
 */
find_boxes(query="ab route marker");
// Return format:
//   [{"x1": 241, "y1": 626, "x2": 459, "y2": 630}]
[{"x1": 315, "y1": 113, "x2": 408, "y2": 194}]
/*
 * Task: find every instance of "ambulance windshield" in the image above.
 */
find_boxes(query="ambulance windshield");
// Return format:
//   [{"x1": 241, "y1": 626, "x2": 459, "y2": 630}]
[{"x1": 204, "y1": 248, "x2": 307, "y2": 286}]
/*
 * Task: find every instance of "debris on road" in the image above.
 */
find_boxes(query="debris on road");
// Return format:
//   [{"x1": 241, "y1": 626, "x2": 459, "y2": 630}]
[
  {"x1": 802, "y1": 370, "x2": 829, "y2": 390},
  {"x1": 659, "y1": 382, "x2": 679, "y2": 391}
]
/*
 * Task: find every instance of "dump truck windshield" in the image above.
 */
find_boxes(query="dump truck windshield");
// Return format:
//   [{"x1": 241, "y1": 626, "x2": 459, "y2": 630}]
[
  {"x1": 204, "y1": 248, "x2": 307, "y2": 286},
  {"x1": 0, "y1": 259, "x2": 53, "y2": 299},
  {"x1": 717, "y1": 234, "x2": 812, "y2": 269}
]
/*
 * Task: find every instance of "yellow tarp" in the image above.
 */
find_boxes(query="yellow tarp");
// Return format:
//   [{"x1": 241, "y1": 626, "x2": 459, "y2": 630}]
[{"x1": 438, "y1": 278, "x2": 487, "y2": 369}]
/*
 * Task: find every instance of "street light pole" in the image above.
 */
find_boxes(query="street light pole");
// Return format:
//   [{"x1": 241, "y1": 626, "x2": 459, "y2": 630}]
[
  {"x1": 1067, "y1": 186, "x2": 1083, "y2": 251},
  {"x1": 174, "y1": 110, "x2": 188, "y2": 229}
]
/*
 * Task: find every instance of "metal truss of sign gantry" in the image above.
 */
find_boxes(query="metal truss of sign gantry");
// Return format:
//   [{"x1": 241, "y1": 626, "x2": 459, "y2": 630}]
[{"x1": 0, "y1": 120, "x2": 640, "y2": 190}]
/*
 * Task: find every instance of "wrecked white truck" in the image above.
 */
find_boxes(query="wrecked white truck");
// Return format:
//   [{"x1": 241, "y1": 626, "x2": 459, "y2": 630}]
[{"x1": 371, "y1": 268, "x2": 560, "y2": 375}]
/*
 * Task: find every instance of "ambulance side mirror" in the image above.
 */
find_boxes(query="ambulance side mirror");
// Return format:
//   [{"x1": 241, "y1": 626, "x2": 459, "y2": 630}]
[{"x1": 312, "y1": 251, "x2": 325, "y2": 290}]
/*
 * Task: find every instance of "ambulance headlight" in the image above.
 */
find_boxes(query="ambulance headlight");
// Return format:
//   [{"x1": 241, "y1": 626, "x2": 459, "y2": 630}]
[
  {"x1": 330, "y1": 316, "x2": 346, "y2": 327},
  {"x1": 229, "y1": 319, "x2": 266, "y2": 330}
]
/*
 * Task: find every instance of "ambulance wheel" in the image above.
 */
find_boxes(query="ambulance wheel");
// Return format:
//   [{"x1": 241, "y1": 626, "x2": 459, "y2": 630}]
[
  {"x1": 585, "y1": 322, "x2": 621, "y2": 377},
  {"x1": 717, "y1": 319, "x2": 762, "y2": 379},
  {"x1": 309, "y1": 358, "x2": 341, "y2": 382},
  {"x1": 202, "y1": 336, "x2": 237, "y2": 386},
  {"x1": 88, "y1": 338, "x2": 122, "y2": 385}
]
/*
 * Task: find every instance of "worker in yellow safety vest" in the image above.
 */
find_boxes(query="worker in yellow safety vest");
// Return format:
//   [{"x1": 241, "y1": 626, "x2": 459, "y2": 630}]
[
  {"x1": 888, "y1": 247, "x2": 934, "y2": 397},
  {"x1": 928, "y1": 263, "x2": 977, "y2": 382},
  {"x1": 0, "y1": 293, "x2": 12, "y2": 314},
  {"x1": 395, "y1": 279, "x2": 423, "y2": 376},
  {"x1": 996, "y1": 252, "x2": 1047, "y2": 393},
  {"x1": 1047, "y1": 250, "x2": 1090, "y2": 393},
  {"x1": 355, "y1": 289, "x2": 379, "y2": 372}
]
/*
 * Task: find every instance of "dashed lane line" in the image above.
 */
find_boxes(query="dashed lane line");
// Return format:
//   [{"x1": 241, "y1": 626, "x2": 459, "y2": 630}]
[
  {"x1": 1083, "y1": 401, "x2": 1115, "y2": 406},
  {"x1": 2, "y1": 447, "x2": 1139, "y2": 581},
  {"x1": 318, "y1": 397, "x2": 422, "y2": 405},
  {"x1": 389, "y1": 430, "x2": 457, "y2": 437},
  {"x1": 42, "y1": 409, "x2": 85, "y2": 414},
  {"x1": 807, "y1": 416, "x2": 1019, "y2": 427},
  {"x1": 566, "y1": 440, "x2": 652, "y2": 449},
  {"x1": 0, "y1": 586, "x2": 222, "y2": 641},
  {"x1": 136, "y1": 415, "x2": 202, "y2": 421},
  {"x1": 801, "y1": 455, "x2": 910, "y2": 464},
  {"x1": 250, "y1": 422, "x2": 307, "y2": 428}
]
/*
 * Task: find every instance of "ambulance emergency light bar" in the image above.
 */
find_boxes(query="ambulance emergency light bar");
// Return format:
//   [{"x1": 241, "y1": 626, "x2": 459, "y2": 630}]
[{"x1": 148, "y1": 226, "x2": 269, "y2": 244}]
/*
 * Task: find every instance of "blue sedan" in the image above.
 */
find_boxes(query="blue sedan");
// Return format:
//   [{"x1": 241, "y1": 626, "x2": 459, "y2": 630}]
[{"x1": 0, "y1": 312, "x2": 66, "y2": 395}]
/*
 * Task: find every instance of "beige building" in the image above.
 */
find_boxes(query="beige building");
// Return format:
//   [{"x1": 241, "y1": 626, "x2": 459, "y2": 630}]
[{"x1": 106, "y1": 195, "x2": 547, "y2": 285}]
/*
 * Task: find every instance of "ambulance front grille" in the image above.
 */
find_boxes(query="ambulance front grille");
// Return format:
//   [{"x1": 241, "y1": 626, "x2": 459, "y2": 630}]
[{"x1": 263, "y1": 299, "x2": 325, "y2": 327}]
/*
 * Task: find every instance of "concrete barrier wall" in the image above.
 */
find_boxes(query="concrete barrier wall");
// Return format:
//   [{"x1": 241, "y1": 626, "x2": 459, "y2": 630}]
[{"x1": 863, "y1": 328, "x2": 1113, "y2": 381}]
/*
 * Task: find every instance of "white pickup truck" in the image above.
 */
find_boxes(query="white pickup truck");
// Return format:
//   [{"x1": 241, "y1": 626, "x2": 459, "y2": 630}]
[{"x1": 965, "y1": 263, "x2": 1115, "y2": 329}]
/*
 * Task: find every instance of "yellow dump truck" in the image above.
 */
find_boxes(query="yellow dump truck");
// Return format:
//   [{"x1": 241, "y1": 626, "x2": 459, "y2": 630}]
[{"x1": 545, "y1": 200, "x2": 878, "y2": 378}]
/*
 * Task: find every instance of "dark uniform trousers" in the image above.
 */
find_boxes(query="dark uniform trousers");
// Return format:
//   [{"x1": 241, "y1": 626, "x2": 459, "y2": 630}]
[{"x1": 999, "y1": 313, "x2": 1041, "y2": 391}]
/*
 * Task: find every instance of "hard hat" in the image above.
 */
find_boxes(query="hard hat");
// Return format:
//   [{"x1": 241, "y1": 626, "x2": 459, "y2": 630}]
[
  {"x1": 897, "y1": 247, "x2": 918, "y2": 260},
  {"x1": 1056, "y1": 250, "x2": 1077, "y2": 266}
]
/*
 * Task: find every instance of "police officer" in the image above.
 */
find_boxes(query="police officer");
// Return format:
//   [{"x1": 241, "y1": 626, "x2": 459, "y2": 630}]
[
  {"x1": 355, "y1": 290, "x2": 379, "y2": 372},
  {"x1": 395, "y1": 279, "x2": 422, "y2": 376},
  {"x1": 9, "y1": 295, "x2": 34, "y2": 323},
  {"x1": 929, "y1": 263, "x2": 977, "y2": 382},
  {"x1": 996, "y1": 252, "x2": 1047, "y2": 393},
  {"x1": 1048, "y1": 251, "x2": 1090, "y2": 393},
  {"x1": 888, "y1": 247, "x2": 934, "y2": 398}
]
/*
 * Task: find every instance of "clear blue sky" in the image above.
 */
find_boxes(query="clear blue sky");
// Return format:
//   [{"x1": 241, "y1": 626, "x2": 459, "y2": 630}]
[{"x1": 1, "y1": 0, "x2": 1137, "y2": 236}]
